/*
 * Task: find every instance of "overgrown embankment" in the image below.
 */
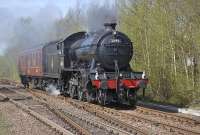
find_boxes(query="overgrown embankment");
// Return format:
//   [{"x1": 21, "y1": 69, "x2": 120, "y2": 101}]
[{"x1": 119, "y1": 0, "x2": 200, "y2": 106}]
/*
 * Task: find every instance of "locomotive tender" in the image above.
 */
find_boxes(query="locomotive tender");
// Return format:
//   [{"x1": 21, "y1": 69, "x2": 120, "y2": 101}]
[{"x1": 18, "y1": 23, "x2": 148, "y2": 105}]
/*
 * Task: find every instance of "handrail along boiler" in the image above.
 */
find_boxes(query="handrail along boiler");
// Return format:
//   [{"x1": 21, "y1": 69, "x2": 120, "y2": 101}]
[{"x1": 18, "y1": 22, "x2": 148, "y2": 105}]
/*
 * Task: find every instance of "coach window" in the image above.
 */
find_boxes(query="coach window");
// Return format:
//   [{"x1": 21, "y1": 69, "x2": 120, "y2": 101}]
[
  {"x1": 34, "y1": 53, "x2": 36, "y2": 66},
  {"x1": 36, "y1": 53, "x2": 38, "y2": 66},
  {"x1": 38, "y1": 52, "x2": 40, "y2": 65},
  {"x1": 28, "y1": 55, "x2": 30, "y2": 67},
  {"x1": 36, "y1": 52, "x2": 38, "y2": 66},
  {"x1": 31, "y1": 53, "x2": 33, "y2": 66},
  {"x1": 33, "y1": 53, "x2": 35, "y2": 66},
  {"x1": 35, "y1": 52, "x2": 37, "y2": 66},
  {"x1": 39, "y1": 53, "x2": 41, "y2": 65},
  {"x1": 37, "y1": 53, "x2": 39, "y2": 65}
]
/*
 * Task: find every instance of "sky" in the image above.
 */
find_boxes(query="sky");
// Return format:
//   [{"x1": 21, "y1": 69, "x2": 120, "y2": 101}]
[
  {"x1": 0, "y1": 0, "x2": 116, "y2": 55},
  {"x1": 0, "y1": 0, "x2": 77, "y2": 17},
  {"x1": 0, "y1": 0, "x2": 113, "y2": 17},
  {"x1": 0, "y1": 0, "x2": 76, "y2": 55}
]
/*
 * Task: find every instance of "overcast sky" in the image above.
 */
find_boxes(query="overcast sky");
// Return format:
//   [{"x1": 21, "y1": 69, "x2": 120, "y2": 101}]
[
  {"x1": 0, "y1": 0, "x2": 116, "y2": 55},
  {"x1": 0, "y1": 0, "x2": 77, "y2": 55},
  {"x1": 0, "y1": 0, "x2": 79, "y2": 17},
  {"x1": 0, "y1": 0, "x2": 113, "y2": 17}
]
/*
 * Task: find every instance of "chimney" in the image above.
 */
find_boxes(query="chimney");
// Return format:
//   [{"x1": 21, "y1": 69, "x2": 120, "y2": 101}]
[{"x1": 104, "y1": 22, "x2": 117, "y2": 30}]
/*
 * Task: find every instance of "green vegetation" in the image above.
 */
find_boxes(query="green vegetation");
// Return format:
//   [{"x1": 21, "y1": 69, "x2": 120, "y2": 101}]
[
  {"x1": 0, "y1": 56, "x2": 19, "y2": 81},
  {"x1": 0, "y1": 0, "x2": 200, "y2": 107},
  {"x1": 118, "y1": 0, "x2": 200, "y2": 106},
  {"x1": 0, "y1": 112, "x2": 10, "y2": 135}
]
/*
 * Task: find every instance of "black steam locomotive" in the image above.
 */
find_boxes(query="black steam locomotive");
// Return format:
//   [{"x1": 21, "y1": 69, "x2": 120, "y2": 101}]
[{"x1": 18, "y1": 23, "x2": 148, "y2": 106}]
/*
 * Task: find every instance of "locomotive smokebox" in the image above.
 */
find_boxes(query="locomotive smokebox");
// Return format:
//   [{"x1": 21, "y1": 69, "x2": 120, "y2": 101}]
[
  {"x1": 104, "y1": 22, "x2": 117, "y2": 30},
  {"x1": 68, "y1": 23, "x2": 133, "y2": 71}
]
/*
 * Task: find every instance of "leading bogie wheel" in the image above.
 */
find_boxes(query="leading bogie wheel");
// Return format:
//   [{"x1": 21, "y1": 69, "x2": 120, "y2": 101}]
[
  {"x1": 97, "y1": 89, "x2": 106, "y2": 105},
  {"x1": 78, "y1": 89, "x2": 83, "y2": 101},
  {"x1": 128, "y1": 91, "x2": 137, "y2": 106},
  {"x1": 86, "y1": 92, "x2": 93, "y2": 103},
  {"x1": 70, "y1": 85, "x2": 77, "y2": 99}
]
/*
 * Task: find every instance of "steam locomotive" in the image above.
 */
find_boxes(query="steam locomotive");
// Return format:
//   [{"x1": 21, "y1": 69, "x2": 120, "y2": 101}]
[{"x1": 18, "y1": 23, "x2": 148, "y2": 105}]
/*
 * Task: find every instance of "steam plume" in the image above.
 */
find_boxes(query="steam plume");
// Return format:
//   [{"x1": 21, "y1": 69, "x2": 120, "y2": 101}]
[
  {"x1": 45, "y1": 84, "x2": 60, "y2": 96},
  {"x1": 85, "y1": 0, "x2": 118, "y2": 32}
]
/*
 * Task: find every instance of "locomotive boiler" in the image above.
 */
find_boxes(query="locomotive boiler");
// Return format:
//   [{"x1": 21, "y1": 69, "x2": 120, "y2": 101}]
[
  {"x1": 18, "y1": 22, "x2": 148, "y2": 106},
  {"x1": 68, "y1": 23, "x2": 132, "y2": 71}
]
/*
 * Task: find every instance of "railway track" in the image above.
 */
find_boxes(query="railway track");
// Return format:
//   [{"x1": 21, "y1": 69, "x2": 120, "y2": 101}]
[
  {"x1": 0, "y1": 86, "x2": 90, "y2": 135},
  {"x1": 68, "y1": 100, "x2": 200, "y2": 135},
  {"x1": 1, "y1": 80, "x2": 200, "y2": 135},
  {"x1": 29, "y1": 88, "x2": 200, "y2": 135},
  {"x1": 30, "y1": 89, "x2": 146, "y2": 135},
  {"x1": 0, "y1": 85, "x2": 144, "y2": 135},
  {"x1": 0, "y1": 94, "x2": 73, "y2": 135},
  {"x1": 133, "y1": 106, "x2": 200, "y2": 129}
]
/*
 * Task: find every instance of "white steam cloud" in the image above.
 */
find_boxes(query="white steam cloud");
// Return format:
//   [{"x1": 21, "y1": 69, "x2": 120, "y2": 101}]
[
  {"x1": 0, "y1": 0, "x2": 118, "y2": 55},
  {"x1": 45, "y1": 84, "x2": 61, "y2": 96},
  {"x1": 0, "y1": 1, "x2": 63, "y2": 54},
  {"x1": 85, "y1": 0, "x2": 118, "y2": 32},
  {"x1": 11, "y1": 3, "x2": 62, "y2": 50}
]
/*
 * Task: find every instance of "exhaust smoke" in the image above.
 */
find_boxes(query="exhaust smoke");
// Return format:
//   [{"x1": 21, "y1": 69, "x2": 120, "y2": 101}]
[
  {"x1": 84, "y1": 0, "x2": 118, "y2": 32},
  {"x1": 45, "y1": 84, "x2": 60, "y2": 96}
]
